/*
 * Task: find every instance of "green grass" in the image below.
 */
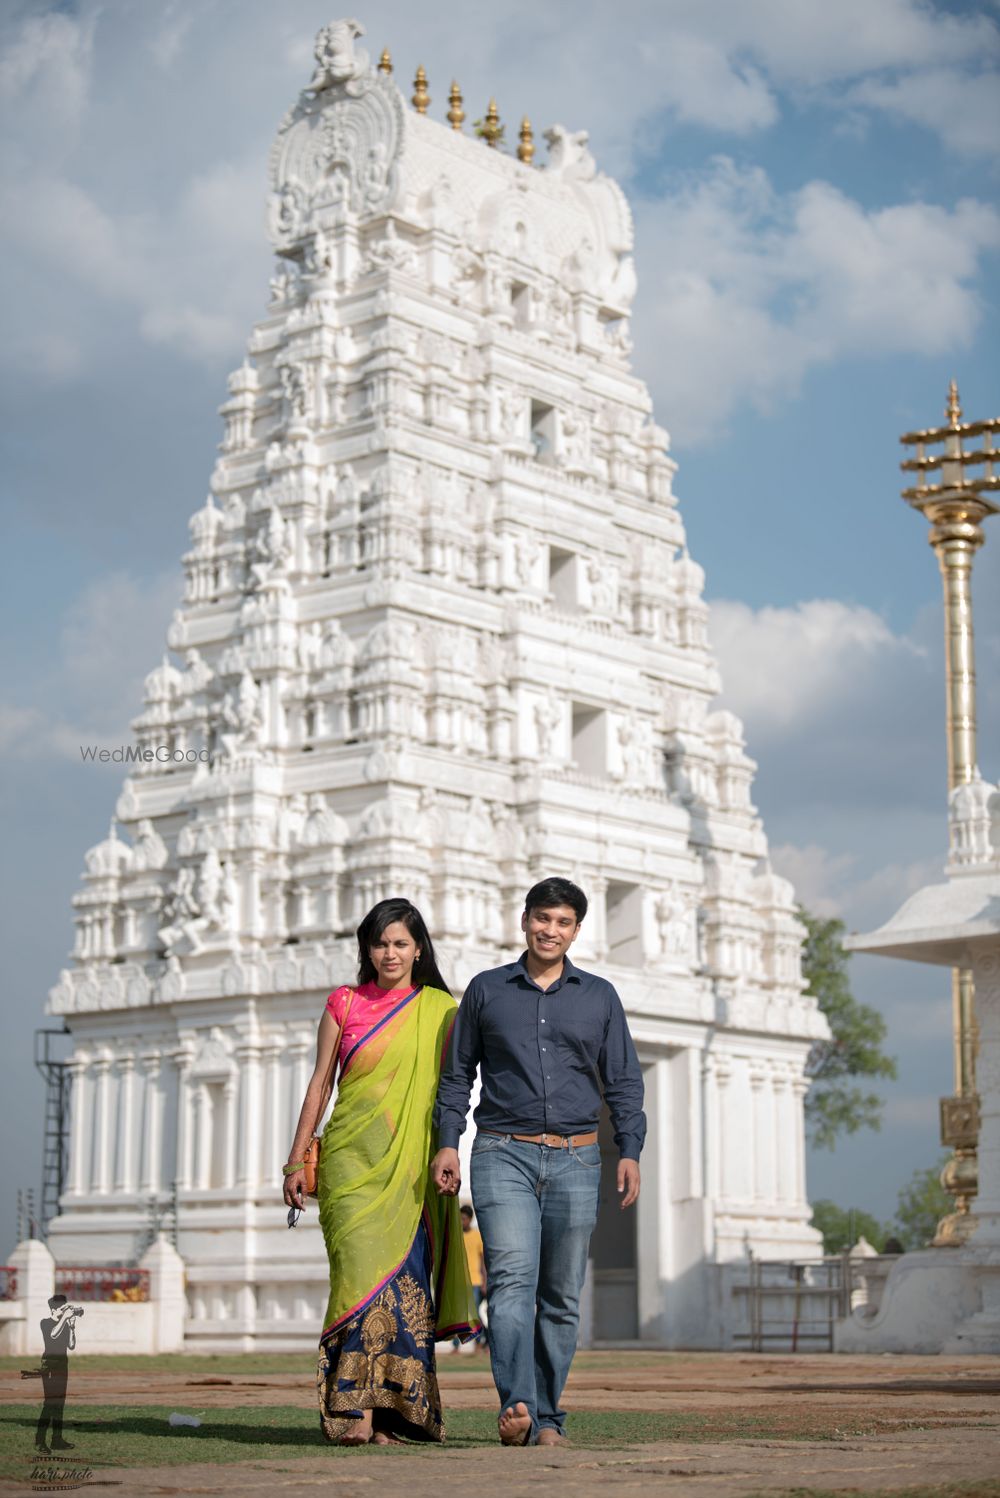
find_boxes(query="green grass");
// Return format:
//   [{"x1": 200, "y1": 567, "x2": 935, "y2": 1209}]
[
  {"x1": 5, "y1": 1403, "x2": 995, "y2": 1482},
  {"x1": 0, "y1": 1403, "x2": 779, "y2": 1475}
]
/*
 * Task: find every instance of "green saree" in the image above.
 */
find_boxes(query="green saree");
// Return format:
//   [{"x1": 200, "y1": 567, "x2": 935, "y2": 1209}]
[{"x1": 315, "y1": 981, "x2": 478, "y2": 1441}]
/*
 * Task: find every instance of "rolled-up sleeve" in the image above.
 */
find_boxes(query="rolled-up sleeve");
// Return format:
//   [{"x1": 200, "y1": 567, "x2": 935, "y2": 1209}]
[
  {"x1": 433, "y1": 980, "x2": 483, "y2": 1150},
  {"x1": 599, "y1": 987, "x2": 647, "y2": 1160}
]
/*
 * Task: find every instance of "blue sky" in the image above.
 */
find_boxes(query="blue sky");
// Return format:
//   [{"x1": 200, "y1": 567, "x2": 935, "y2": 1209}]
[{"x1": 1, "y1": 0, "x2": 998, "y2": 1254}]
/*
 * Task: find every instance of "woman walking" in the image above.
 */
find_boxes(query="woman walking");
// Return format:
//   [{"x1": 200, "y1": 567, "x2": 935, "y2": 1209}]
[{"x1": 283, "y1": 898, "x2": 479, "y2": 1445}]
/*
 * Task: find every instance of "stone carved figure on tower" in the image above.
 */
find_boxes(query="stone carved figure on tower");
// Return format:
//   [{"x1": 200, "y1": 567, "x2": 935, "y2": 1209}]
[
  {"x1": 319, "y1": 618, "x2": 356, "y2": 674},
  {"x1": 308, "y1": 18, "x2": 368, "y2": 90},
  {"x1": 221, "y1": 670, "x2": 264, "y2": 753},
  {"x1": 586, "y1": 557, "x2": 617, "y2": 617},
  {"x1": 655, "y1": 884, "x2": 695, "y2": 961},
  {"x1": 559, "y1": 409, "x2": 590, "y2": 471},
  {"x1": 544, "y1": 125, "x2": 597, "y2": 180},
  {"x1": 158, "y1": 851, "x2": 238, "y2": 956},
  {"x1": 279, "y1": 361, "x2": 310, "y2": 425},
  {"x1": 157, "y1": 865, "x2": 199, "y2": 954},
  {"x1": 251, "y1": 509, "x2": 292, "y2": 589},
  {"x1": 616, "y1": 716, "x2": 642, "y2": 783},
  {"x1": 182, "y1": 649, "x2": 214, "y2": 695},
  {"x1": 131, "y1": 819, "x2": 168, "y2": 872},
  {"x1": 534, "y1": 694, "x2": 562, "y2": 760}
]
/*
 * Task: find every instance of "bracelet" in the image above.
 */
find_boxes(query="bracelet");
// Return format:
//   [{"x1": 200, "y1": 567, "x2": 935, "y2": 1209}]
[{"x1": 282, "y1": 1161, "x2": 305, "y2": 1176}]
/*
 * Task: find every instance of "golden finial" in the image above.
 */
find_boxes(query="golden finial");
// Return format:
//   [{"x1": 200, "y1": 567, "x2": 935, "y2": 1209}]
[
  {"x1": 447, "y1": 80, "x2": 465, "y2": 131},
  {"x1": 412, "y1": 65, "x2": 430, "y2": 114},
  {"x1": 481, "y1": 98, "x2": 502, "y2": 148},
  {"x1": 377, "y1": 47, "x2": 393, "y2": 75},
  {"x1": 517, "y1": 116, "x2": 535, "y2": 164},
  {"x1": 946, "y1": 378, "x2": 962, "y2": 429}
]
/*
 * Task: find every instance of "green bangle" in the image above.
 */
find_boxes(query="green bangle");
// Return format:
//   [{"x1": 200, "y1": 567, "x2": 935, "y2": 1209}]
[{"x1": 282, "y1": 1161, "x2": 305, "y2": 1176}]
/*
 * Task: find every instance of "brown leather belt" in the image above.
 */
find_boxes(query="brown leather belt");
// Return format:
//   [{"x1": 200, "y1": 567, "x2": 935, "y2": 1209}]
[{"x1": 480, "y1": 1128, "x2": 599, "y2": 1150}]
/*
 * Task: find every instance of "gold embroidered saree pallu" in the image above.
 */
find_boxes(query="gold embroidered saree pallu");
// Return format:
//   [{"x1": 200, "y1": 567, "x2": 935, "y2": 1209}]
[{"x1": 316, "y1": 983, "x2": 478, "y2": 1442}]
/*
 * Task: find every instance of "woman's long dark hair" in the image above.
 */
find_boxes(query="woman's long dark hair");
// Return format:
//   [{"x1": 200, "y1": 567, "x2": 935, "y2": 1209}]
[{"x1": 355, "y1": 898, "x2": 451, "y2": 994}]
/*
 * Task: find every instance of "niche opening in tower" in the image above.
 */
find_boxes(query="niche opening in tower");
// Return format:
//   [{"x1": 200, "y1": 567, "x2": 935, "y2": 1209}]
[
  {"x1": 510, "y1": 280, "x2": 531, "y2": 329},
  {"x1": 530, "y1": 400, "x2": 555, "y2": 460},
  {"x1": 605, "y1": 880, "x2": 643, "y2": 965},
  {"x1": 548, "y1": 547, "x2": 578, "y2": 611},
  {"x1": 571, "y1": 701, "x2": 607, "y2": 776}
]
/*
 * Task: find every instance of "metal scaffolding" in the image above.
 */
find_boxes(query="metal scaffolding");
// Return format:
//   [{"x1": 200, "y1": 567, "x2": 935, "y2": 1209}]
[{"x1": 34, "y1": 1027, "x2": 72, "y2": 1237}]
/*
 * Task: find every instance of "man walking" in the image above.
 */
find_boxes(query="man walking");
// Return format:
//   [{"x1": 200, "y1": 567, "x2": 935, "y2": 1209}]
[{"x1": 431, "y1": 877, "x2": 645, "y2": 1447}]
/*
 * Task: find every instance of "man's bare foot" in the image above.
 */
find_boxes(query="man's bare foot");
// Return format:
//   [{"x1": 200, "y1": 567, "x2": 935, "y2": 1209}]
[
  {"x1": 338, "y1": 1410, "x2": 373, "y2": 1445},
  {"x1": 499, "y1": 1402, "x2": 532, "y2": 1446},
  {"x1": 535, "y1": 1427, "x2": 569, "y2": 1447}
]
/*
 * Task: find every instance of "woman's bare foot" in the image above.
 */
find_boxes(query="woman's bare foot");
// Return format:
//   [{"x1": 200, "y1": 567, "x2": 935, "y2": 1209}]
[
  {"x1": 499, "y1": 1402, "x2": 532, "y2": 1446},
  {"x1": 338, "y1": 1410, "x2": 373, "y2": 1445},
  {"x1": 370, "y1": 1430, "x2": 405, "y2": 1445}
]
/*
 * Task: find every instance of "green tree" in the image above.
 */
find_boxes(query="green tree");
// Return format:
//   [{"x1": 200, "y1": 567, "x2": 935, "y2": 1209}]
[
  {"x1": 810, "y1": 1199, "x2": 890, "y2": 1255},
  {"x1": 893, "y1": 1156, "x2": 950, "y2": 1250},
  {"x1": 799, "y1": 908, "x2": 897, "y2": 1150}
]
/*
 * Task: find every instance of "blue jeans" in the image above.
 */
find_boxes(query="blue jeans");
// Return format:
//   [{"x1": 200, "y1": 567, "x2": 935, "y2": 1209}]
[{"x1": 471, "y1": 1134, "x2": 600, "y2": 1440}]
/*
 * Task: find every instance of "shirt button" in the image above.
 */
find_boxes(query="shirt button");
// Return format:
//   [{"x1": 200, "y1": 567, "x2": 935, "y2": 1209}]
[{"x1": 541, "y1": 1019, "x2": 546, "y2": 1024}]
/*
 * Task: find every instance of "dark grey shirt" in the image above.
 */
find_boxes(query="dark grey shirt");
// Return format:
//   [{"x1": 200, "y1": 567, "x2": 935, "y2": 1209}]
[{"x1": 434, "y1": 953, "x2": 646, "y2": 1160}]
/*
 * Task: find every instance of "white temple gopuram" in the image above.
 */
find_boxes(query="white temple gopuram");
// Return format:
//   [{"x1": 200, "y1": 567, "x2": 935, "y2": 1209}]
[{"x1": 44, "y1": 20, "x2": 827, "y2": 1350}]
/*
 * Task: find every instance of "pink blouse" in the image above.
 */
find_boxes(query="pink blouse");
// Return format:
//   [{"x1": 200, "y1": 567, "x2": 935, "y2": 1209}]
[{"x1": 325, "y1": 981, "x2": 418, "y2": 1065}]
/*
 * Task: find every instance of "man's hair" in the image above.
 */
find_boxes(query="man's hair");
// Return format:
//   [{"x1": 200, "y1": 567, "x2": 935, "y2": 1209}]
[
  {"x1": 48, "y1": 1294, "x2": 67, "y2": 1311},
  {"x1": 523, "y1": 877, "x2": 588, "y2": 924}
]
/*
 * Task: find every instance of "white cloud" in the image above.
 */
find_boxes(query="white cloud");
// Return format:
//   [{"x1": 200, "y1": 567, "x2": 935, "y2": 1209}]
[
  {"x1": 849, "y1": 65, "x2": 1000, "y2": 157},
  {"x1": 770, "y1": 841, "x2": 944, "y2": 931},
  {"x1": 634, "y1": 162, "x2": 1000, "y2": 443},
  {"x1": 0, "y1": 568, "x2": 182, "y2": 764},
  {"x1": 708, "y1": 596, "x2": 921, "y2": 735},
  {"x1": 0, "y1": 9, "x2": 95, "y2": 131},
  {"x1": 769, "y1": 843, "x2": 855, "y2": 918}
]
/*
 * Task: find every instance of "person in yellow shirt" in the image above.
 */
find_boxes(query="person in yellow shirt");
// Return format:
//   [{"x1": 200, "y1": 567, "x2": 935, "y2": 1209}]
[{"x1": 460, "y1": 1205, "x2": 488, "y2": 1351}]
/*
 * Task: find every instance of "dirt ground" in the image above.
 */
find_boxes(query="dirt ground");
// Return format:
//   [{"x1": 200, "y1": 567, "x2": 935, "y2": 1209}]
[{"x1": 2, "y1": 1351, "x2": 998, "y2": 1497}]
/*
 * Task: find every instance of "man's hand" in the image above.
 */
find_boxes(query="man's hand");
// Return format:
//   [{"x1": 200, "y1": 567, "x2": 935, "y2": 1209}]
[
  {"x1": 431, "y1": 1147, "x2": 462, "y2": 1196},
  {"x1": 617, "y1": 1158, "x2": 640, "y2": 1209}
]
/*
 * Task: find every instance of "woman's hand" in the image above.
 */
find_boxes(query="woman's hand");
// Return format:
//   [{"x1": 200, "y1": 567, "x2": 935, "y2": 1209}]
[{"x1": 283, "y1": 1168, "x2": 306, "y2": 1209}]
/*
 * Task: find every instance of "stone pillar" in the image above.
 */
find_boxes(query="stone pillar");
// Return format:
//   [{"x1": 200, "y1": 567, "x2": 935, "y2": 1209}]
[
  {"x1": 287, "y1": 1036, "x2": 311, "y2": 1144},
  {"x1": 236, "y1": 1039, "x2": 263, "y2": 1190},
  {"x1": 114, "y1": 1053, "x2": 136, "y2": 1193},
  {"x1": 139, "y1": 1051, "x2": 162, "y2": 1195},
  {"x1": 971, "y1": 946, "x2": 1000, "y2": 1243},
  {"x1": 140, "y1": 1235, "x2": 186, "y2": 1353},
  {"x1": 194, "y1": 1083, "x2": 211, "y2": 1190},
  {"x1": 791, "y1": 1075, "x2": 809, "y2": 1205},
  {"x1": 7, "y1": 1239, "x2": 55, "y2": 1358},
  {"x1": 702, "y1": 1053, "x2": 720, "y2": 1202},
  {"x1": 223, "y1": 1074, "x2": 238, "y2": 1190},
  {"x1": 90, "y1": 1053, "x2": 112, "y2": 1194},
  {"x1": 637, "y1": 1058, "x2": 669, "y2": 1337},
  {"x1": 66, "y1": 1054, "x2": 89, "y2": 1197},
  {"x1": 262, "y1": 1039, "x2": 282, "y2": 1185},
  {"x1": 172, "y1": 1050, "x2": 193, "y2": 1191},
  {"x1": 773, "y1": 1067, "x2": 792, "y2": 1204}
]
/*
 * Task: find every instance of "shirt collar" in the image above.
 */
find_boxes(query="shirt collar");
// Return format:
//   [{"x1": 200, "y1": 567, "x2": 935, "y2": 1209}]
[{"x1": 510, "y1": 951, "x2": 582, "y2": 986}]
